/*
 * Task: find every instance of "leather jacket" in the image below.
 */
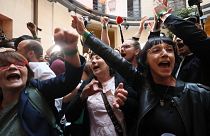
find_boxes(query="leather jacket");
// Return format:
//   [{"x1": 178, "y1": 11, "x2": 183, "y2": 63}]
[{"x1": 83, "y1": 34, "x2": 210, "y2": 136}]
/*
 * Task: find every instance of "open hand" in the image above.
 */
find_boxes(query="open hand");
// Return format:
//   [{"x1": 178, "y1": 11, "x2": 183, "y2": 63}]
[
  {"x1": 100, "y1": 16, "x2": 109, "y2": 25},
  {"x1": 113, "y1": 83, "x2": 128, "y2": 108},
  {"x1": 71, "y1": 15, "x2": 87, "y2": 35},
  {"x1": 81, "y1": 79, "x2": 102, "y2": 99}
]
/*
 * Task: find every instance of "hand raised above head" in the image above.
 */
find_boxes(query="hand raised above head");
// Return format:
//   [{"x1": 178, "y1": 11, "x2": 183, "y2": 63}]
[
  {"x1": 100, "y1": 16, "x2": 109, "y2": 25},
  {"x1": 138, "y1": 16, "x2": 148, "y2": 32},
  {"x1": 71, "y1": 15, "x2": 87, "y2": 35},
  {"x1": 54, "y1": 28, "x2": 78, "y2": 51},
  {"x1": 153, "y1": 1, "x2": 172, "y2": 20},
  {"x1": 27, "y1": 22, "x2": 37, "y2": 32},
  {"x1": 139, "y1": 16, "x2": 148, "y2": 26}
]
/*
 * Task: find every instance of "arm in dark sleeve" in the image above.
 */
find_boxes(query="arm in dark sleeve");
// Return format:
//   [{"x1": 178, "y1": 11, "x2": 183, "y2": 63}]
[
  {"x1": 148, "y1": 31, "x2": 161, "y2": 39},
  {"x1": 31, "y1": 56, "x2": 86, "y2": 101},
  {"x1": 120, "y1": 78, "x2": 139, "y2": 135},
  {"x1": 62, "y1": 89, "x2": 86, "y2": 122},
  {"x1": 62, "y1": 79, "x2": 90, "y2": 122},
  {"x1": 164, "y1": 15, "x2": 210, "y2": 61},
  {"x1": 85, "y1": 35, "x2": 141, "y2": 84}
]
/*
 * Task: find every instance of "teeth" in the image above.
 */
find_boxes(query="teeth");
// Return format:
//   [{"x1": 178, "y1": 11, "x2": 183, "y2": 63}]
[{"x1": 161, "y1": 61, "x2": 169, "y2": 63}]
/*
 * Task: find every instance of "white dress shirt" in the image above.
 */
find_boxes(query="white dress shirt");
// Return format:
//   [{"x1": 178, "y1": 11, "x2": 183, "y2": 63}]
[{"x1": 29, "y1": 62, "x2": 56, "y2": 80}]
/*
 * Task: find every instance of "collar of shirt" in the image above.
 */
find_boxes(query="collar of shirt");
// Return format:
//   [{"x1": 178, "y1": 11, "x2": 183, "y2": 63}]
[{"x1": 101, "y1": 76, "x2": 115, "y2": 94}]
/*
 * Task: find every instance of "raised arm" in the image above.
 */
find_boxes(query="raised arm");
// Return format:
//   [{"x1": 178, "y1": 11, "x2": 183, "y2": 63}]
[
  {"x1": 71, "y1": 15, "x2": 141, "y2": 84},
  {"x1": 33, "y1": 28, "x2": 85, "y2": 100},
  {"x1": 153, "y1": 2, "x2": 210, "y2": 61},
  {"x1": 54, "y1": 28, "x2": 81, "y2": 67},
  {"x1": 27, "y1": 22, "x2": 40, "y2": 41},
  {"x1": 148, "y1": 15, "x2": 162, "y2": 39},
  {"x1": 132, "y1": 16, "x2": 148, "y2": 40},
  {"x1": 100, "y1": 16, "x2": 110, "y2": 45}
]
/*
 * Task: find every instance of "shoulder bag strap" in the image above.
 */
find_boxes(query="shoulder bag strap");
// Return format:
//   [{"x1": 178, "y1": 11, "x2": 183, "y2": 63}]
[
  {"x1": 101, "y1": 92, "x2": 123, "y2": 136},
  {"x1": 27, "y1": 86, "x2": 63, "y2": 135}
]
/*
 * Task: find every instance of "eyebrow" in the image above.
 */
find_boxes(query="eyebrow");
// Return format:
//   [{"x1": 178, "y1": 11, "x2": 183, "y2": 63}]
[{"x1": 121, "y1": 44, "x2": 132, "y2": 47}]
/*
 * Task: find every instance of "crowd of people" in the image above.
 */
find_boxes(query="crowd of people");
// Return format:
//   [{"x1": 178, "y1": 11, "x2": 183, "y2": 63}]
[{"x1": 0, "y1": 1, "x2": 210, "y2": 136}]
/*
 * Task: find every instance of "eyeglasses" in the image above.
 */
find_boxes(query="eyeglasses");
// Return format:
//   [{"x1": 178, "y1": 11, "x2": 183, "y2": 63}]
[
  {"x1": 121, "y1": 44, "x2": 133, "y2": 49},
  {"x1": 148, "y1": 45, "x2": 174, "y2": 54},
  {"x1": 0, "y1": 61, "x2": 28, "y2": 71}
]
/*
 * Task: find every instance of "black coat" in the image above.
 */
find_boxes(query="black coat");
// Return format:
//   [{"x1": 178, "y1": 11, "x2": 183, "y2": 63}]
[{"x1": 164, "y1": 15, "x2": 210, "y2": 87}]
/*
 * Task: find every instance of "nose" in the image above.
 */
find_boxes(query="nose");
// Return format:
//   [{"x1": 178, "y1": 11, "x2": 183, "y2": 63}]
[
  {"x1": 120, "y1": 47, "x2": 124, "y2": 52},
  {"x1": 8, "y1": 64, "x2": 18, "y2": 70},
  {"x1": 91, "y1": 58, "x2": 96, "y2": 64},
  {"x1": 161, "y1": 48, "x2": 168, "y2": 56}
]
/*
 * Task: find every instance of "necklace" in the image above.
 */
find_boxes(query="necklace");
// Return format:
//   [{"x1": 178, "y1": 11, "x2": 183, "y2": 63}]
[{"x1": 159, "y1": 86, "x2": 170, "y2": 107}]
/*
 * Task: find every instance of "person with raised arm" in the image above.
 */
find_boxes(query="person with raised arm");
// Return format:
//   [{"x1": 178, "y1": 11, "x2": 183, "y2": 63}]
[
  {"x1": 70, "y1": 15, "x2": 210, "y2": 136},
  {"x1": 0, "y1": 28, "x2": 85, "y2": 136}
]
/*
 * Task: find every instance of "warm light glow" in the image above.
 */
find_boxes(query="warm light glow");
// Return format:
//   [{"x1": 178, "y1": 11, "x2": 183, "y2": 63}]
[
  {"x1": 98, "y1": 0, "x2": 106, "y2": 4},
  {"x1": 51, "y1": 45, "x2": 61, "y2": 53}
]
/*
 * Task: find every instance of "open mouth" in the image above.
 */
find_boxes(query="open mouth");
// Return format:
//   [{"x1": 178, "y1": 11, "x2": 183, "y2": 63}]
[
  {"x1": 93, "y1": 65, "x2": 100, "y2": 70},
  {"x1": 158, "y1": 61, "x2": 170, "y2": 68},
  {"x1": 121, "y1": 53, "x2": 126, "y2": 57},
  {"x1": 177, "y1": 43, "x2": 184, "y2": 49},
  {"x1": 7, "y1": 73, "x2": 21, "y2": 80}
]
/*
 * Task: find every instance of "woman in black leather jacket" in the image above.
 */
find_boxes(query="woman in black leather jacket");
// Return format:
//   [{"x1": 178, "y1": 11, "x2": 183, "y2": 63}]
[{"x1": 71, "y1": 15, "x2": 210, "y2": 136}]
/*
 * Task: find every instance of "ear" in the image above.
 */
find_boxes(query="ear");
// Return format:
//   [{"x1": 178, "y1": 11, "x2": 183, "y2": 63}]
[
  {"x1": 27, "y1": 50, "x2": 35, "y2": 58},
  {"x1": 135, "y1": 48, "x2": 140, "y2": 56}
]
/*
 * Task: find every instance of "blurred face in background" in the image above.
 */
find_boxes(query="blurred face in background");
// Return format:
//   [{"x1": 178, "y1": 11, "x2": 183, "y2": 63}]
[
  {"x1": 175, "y1": 38, "x2": 191, "y2": 56},
  {"x1": 120, "y1": 39, "x2": 140, "y2": 62}
]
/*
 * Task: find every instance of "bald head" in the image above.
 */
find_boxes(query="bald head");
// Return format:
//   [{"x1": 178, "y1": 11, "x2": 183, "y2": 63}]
[{"x1": 17, "y1": 39, "x2": 43, "y2": 62}]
